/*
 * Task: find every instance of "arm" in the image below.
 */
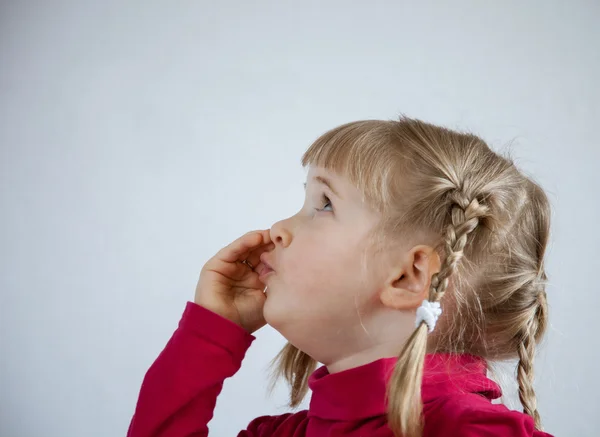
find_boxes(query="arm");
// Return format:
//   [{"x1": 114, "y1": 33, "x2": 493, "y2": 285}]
[{"x1": 127, "y1": 301, "x2": 257, "y2": 437}]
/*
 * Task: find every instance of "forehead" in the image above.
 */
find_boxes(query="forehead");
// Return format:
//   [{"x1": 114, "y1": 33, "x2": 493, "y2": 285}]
[
  {"x1": 306, "y1": 166, "x2": 343, "y2": 190},
  {"x1": 306, "y1": 166, "x2": 361, "y2": 202},
  {"x1": 306, "y1": 165, "x2": 343, "y2": 182}
]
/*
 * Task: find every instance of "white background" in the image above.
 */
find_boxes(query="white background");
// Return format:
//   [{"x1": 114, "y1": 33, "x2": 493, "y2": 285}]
[{"x1": 1, "y1": 1, "x2": 598, "y2": 436}]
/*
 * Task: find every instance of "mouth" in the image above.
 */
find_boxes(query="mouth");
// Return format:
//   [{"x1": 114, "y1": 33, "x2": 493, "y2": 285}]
[
  {"x1": 259, "y1": 253, "x2": 275, "y2": 271},
  {"x1": 257, "y1": 264, "x2": 275, "y2": 280},
  {"x1": 258, "y1": 253, "x2": 275, "y2": 280}
]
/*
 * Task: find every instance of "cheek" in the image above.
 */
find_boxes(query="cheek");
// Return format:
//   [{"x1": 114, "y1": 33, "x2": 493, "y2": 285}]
[
  {"x1": 284, "y1": 240, "x2": 349, "y2": 293},
  {"x1": 263, "y1": 240, "x2": 367, "y2": 331}
]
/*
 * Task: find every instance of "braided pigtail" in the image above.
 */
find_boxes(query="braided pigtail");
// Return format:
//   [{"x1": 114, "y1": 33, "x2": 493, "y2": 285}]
[
  {"x1": 517, "y1": 289, "x2": 548, "y2": 430},
  {"x1": 386, "y1": 195, "x2": 491, "y2": 437}
]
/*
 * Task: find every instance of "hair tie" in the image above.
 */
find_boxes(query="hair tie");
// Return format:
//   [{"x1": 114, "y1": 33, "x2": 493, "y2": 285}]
[{"x1": 415, "y1": 300, "x2": 442, "y2": 333}]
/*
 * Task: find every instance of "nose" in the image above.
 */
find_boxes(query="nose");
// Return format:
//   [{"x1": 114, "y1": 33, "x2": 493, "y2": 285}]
[{"x1": 270, "y1": 216, "x2": 293, "y2": 248}]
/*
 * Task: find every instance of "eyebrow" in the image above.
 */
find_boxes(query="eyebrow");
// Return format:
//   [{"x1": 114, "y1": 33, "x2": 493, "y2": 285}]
[{"x1": 303, "y1": 176, "x2": 342, "y2": 199}]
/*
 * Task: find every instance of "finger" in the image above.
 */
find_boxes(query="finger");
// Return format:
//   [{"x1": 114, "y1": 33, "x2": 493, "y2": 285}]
[
  {"x1": 216, "y1": 230, "x2": 270, "y2": 264},
  {"x1": 246, "y1": 241, "x2": 275, "y2": 268},
  {"x1": 244, "y1": 230, "x2": 273, "y2": 267}
]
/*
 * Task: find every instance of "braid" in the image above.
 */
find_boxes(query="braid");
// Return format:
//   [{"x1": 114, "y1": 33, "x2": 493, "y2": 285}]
[
  {"x1": 517, "y1": 289, "x2": 546, "y2": 430},
  {"x1": 429, "y1": 194, "x2": 490, "y2": 304},
  {"x1": 387, "y1": 193, "x2": 490, "y2": 437},
  {"x1": 517, "y1": 331, "x2": 541, "y2": 428}
]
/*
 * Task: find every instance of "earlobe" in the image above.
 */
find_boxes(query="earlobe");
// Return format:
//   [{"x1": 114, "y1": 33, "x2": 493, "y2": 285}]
[{"x1": 380, "y1": 286, "x2": 418, "y2": 310}]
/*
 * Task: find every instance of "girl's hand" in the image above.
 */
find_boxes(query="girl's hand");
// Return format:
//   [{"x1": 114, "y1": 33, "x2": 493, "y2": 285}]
[{"x1": 194, "y1": 230, "x2": 275, "y2": 334}]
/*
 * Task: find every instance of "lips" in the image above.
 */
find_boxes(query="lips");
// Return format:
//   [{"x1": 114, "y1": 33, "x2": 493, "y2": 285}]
[
  {"x1": 257, "y1": 264, "x2": 274, "y2": 278},
  {"x1": 259, "y1": 253, "x2": 275, "y2": 271},
  {"x1": 257, "y1": 253, "x2": 275, "y2": 281}
]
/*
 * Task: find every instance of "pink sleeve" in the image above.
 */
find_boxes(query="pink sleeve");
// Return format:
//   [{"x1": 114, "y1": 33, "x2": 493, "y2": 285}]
[
  {"x1": 237, "y1": 413, "x2": 296, "y2": 437},
  {"x1": 127, "y1": 301, "x2": 272, "y2": 437}
]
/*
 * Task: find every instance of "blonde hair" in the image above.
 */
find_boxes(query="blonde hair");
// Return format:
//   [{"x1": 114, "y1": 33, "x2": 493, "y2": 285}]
[{"x1": 266, "y1": 116, "x2": 551, "y2": 437}]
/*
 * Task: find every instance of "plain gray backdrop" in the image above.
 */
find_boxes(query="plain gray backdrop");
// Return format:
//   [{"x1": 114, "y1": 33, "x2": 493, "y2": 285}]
[{"x1": 1, "y1": 1, "x2": 598, "y2": 436}]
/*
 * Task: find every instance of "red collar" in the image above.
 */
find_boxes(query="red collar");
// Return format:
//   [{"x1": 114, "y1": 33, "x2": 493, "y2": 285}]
[{"x1": 307, "y1": 353, "x2": 502, "y2": 421}]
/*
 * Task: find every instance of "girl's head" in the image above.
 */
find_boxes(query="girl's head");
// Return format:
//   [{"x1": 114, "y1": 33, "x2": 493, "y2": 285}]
[{"x1": 263, "y1": 116, "x2": 551, "y2": 437}]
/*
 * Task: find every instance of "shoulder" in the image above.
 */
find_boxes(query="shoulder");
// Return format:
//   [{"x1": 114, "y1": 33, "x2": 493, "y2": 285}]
[{"x1": 424, "y1": 394, "x2": 554, "y2": 437}]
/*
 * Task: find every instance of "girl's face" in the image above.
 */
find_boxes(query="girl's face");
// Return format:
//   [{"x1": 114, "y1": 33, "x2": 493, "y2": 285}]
[{"x1": 262, "y1": 166, "x2": 414, "y2": 371}]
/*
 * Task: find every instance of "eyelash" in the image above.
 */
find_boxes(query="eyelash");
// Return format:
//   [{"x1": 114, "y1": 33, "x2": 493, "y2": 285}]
[{"x1": 314, "y1": 194, "x2": 333, "y2": 213}]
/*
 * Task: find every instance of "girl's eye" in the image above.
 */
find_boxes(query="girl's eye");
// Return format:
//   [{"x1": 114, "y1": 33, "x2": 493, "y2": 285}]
[{"x1": 314, "y1": 194, "x2": 333, "y2": 213}]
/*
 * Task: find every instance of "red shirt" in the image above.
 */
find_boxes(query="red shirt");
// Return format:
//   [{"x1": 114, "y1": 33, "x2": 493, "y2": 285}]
[{"x1": 128, "y1": 301, "x2": 554, "y2": 437}]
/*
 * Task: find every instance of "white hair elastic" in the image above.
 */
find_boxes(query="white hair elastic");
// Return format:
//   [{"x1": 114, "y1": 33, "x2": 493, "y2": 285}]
[{"x1": 415, "y1": 300, "x2": 442, "y2": 333}]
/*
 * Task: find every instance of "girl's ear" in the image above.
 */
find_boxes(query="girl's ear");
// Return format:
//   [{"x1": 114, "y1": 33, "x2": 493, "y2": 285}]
[{"x1": 379, "y1": 245, "x2": 441, "y2": 311}]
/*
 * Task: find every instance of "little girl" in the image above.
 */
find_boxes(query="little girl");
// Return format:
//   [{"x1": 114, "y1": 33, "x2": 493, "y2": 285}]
[{"x1": 128, "y1": 116, "x2": 555, "y2": 437}]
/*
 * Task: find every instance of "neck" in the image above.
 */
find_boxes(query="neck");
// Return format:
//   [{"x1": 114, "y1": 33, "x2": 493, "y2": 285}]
[
  {"x1": 323, "y1": 340, "x2": 406, "y2": 374},
  {"x1": 321, "y1": 309, "x2": 417, "y2": 373}
]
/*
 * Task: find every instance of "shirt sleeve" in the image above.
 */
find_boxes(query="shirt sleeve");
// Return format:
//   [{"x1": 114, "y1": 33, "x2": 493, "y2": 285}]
[
  {"x1": 127, "y1": 301, "x2": 266, "y2": 437},
  {"x1": 236, "y1": 413, "x2": 296, "y2": 437}
]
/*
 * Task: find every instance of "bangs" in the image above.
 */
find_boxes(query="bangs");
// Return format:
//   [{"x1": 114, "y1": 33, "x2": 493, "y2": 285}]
[{"x1": 300, "y1": 120, "x2": 403, "y2": 213}]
